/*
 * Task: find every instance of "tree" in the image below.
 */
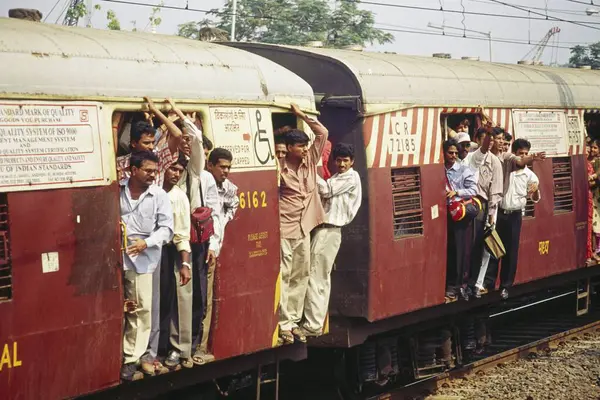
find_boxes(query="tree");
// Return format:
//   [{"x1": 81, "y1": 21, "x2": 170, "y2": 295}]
[
  {"x1": 106, "y1": 9, "x2": 121, "y2": 30},
  {"x1": 569, "y1": 42, "x2": 600, "y2": 69},
  {"x1": 177, "y1": 0, "x2": 393, "y2": 47},
  {"x1": 177, "y1": 19, "x2": 229, "y2": 42}
]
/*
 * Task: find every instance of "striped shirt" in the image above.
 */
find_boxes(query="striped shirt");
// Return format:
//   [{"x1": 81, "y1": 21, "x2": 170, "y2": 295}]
[
  {"x1": 116, "y1": 139, "x2": 179, "y2": 187},
  {"x1": 317, "y1": 168, "x2": 362, "y2": 227}
]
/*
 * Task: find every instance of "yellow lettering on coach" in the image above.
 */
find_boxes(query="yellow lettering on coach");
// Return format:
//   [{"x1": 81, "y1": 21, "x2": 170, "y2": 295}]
[
  {"x1": 0, "y1": 342, "x2": 22, "y2": 372},
  {"x1": 538, "y1": 240, "x2": 550, "y2": 255}
]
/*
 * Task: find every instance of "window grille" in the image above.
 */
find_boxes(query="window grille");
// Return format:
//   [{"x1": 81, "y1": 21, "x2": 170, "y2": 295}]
[
  {"x1": 0, "y1": 194, "x2": 10, "y2": 301},
  {"x1": 524, "y1": 166, "x2": 535, "y2": 218},
  {"x1": 391, "y1": 167, "x2": 424, "y2": 238},
  {"x1": 552, "y1": 157, "x2": 573, "y2": 214}
]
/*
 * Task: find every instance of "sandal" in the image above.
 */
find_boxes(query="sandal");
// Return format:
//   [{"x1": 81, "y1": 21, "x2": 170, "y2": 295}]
[
  {"x1": 164, "y1": 350, "x2": 180, "y2": 368},
  {"x1": 192, "y1": 349, "x2": 216, "y2": 365},
  {"x1": 181, "y1": 358, "x2": 194, "y2": 369},
  {"x1": 291, "y1": 327, "x2": 307, "y2": 343},
  {"x1": 279, "y1": 330, "x2": 294, "y2": 345}
]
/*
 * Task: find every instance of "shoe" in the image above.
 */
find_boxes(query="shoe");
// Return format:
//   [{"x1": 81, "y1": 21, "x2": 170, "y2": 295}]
[
  {"x1": 164, "y1": 350, "x2": 181, "y2": 368},
  {"x1": 500, "y1": 288, "x2": 509, "y2": 300},
  {"x1": 121, "y1": 363, "x2": 144, "y2": 381},
  {"x1": 460, "y1": 287, "x2": 470, "y2": 301},
  {"x1": 153, "y1": 360, "x2": 169, "y2": 375}
]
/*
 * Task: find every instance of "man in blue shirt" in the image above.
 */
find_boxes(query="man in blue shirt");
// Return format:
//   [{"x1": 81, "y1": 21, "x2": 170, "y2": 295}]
[
  {"x1": 444, "y1": 139, "x2": 478, "y2": 301},
  {"x1": 120, "y1": 151, "x2": 173, "y2": 380}
]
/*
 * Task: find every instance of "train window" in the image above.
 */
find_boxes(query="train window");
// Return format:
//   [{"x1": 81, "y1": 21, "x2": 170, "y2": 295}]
[
  {"x1": 524, "y1": 166, "x2": 536, "y2": 218},
  {"x1": 391, "y1": 167, "x2": 424, "y2": 238},
  {"x1": 441, "y1": 113, "x2": 482, "y2": 140},
  {"x1": 552, "y1": 157, "x2": 573, "y2": 214},
  {"x1": 272, "y1": 112, "x2": 297, "y2": 134},
  {"x1": 0, "y1": 193, "x2": 11, "y2": 301}
]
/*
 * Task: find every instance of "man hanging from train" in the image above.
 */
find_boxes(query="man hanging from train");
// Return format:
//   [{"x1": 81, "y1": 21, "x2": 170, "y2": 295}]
[
  {"x1": 484, "y1": 139, "x2": 542, "y2": 299},
  {"x1": 194, "y1": 148, "x2": 239, "y2": 364},
  {"x1": 456, "y1": 128, "x2": 504, "y2": 299},
  {"x1": 120, "y1": 151, "x2": 174, "y2": 381},
  {"x1": 444, "y1": 139, "x2": 478, "y2": 301},
  {"x1": 165, "y1": 100, "x2": 221, "y2": 366},
  {"x1": 278, "y1": 104, "x2": 328, "y2": 344},
  {"x1": 158, "y1": 154, "x2": 194, "y2": 370},
  {"x1": 116, "y1": 97, "x2": 182, "y2": 185},
  {"x1": 301, "y1": 143, "x2": 362, "y2": 336}
]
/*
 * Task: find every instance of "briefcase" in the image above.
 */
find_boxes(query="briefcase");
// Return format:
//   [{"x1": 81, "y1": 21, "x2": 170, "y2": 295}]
[{"x1": 484, "y1": 227, "x2": 506, "y2": 260}]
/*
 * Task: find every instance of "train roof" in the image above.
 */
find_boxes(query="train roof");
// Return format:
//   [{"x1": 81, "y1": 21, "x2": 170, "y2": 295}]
[
  {"x1": 228, "y1": 42, "x2": 600, "y2": 113},
  {"x1": 0, "y1": 18, "x2": 314, "y2": 107}
]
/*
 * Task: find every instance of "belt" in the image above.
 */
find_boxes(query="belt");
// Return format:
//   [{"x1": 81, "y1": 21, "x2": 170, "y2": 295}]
[
  {"x1": 500, "y1": 208, "x2": 521, "y2": 215},
  {"x1": 318, "y1": 223, "x2": 340, "y2": 229}
]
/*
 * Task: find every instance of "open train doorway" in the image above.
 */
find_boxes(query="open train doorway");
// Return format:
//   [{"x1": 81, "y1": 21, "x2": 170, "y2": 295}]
[{"x1": 585, "y1": 110, "x2": 600, "y2": 141}]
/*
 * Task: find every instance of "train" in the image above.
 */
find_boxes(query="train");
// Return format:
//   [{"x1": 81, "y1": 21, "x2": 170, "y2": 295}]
[{"x1": 1, "y1": 16, "x2": 600, "y2": 399}]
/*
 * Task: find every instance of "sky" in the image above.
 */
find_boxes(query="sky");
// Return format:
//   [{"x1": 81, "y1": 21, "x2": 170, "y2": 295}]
[{"x1": 1, "y1": 0, "x2": 599, "y2": 65}]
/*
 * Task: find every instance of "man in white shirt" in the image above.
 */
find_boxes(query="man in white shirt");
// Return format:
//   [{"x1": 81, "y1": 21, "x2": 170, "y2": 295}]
[
  {"x1": 301, "y1": 143, "x2": 362, "y2": 336},
  {"x1": 160, "y1": 155, "x2": 194, "y2": 370},
  {"x1": 196, "y1": 148, "x2": 239, "y2": 363},
  {"x1": 120, "y1": 151, "x2": 173, "y2": 381},
  {"x1": 165, "y1": 101, "x2": 220, "y2": 364},
  {"x1": 486, "y1": 138, "x2": 541, "y2": 299}
]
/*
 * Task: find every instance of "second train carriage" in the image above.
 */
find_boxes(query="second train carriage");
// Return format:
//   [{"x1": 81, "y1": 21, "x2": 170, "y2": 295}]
[{"x1": 229, "y1": 42, "x2": 598, "y2": 341}]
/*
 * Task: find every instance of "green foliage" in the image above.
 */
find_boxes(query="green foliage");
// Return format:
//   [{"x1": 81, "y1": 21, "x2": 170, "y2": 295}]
[
  {"x1": 177, "y1": 20, "x2": 229, "y2": 42},
  {"x1": 107, "y1": 10, "x2": 121, "y2": 30},
  {"x1": 149, "y1": 1, "x2": 163, "y2": 31},
  {"x1": 569, "y1": 43, "x2": 600, "y2": 69},
  {"x1": 65, "y1": 1, "x2": 87, "y2": 22},
  {"x1": 177, "y1": 0, "x2": 393, "y2": 47}
]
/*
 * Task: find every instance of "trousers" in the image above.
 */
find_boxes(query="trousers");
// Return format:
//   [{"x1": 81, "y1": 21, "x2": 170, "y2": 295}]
[
  {"x1": 144, "y1": 262, "x2": 161, "y2": 361},
  {"x1": 191, "y1": 242, "x2": 208, "y2": 349},
  {"x1": 159, "y1": 244, "x2": 194, "y2": 359},
  {"x1": 279, "y1": 235, "x2": 311, "y2": 332},
  {"x1": 302, "y1": 226, "x2": 342, "y2": 334},
  {"x1": 123, "y1": 269, "x2": 153, "y2": 365},
  {"x1": 446, "y1": 216, "x2": 471, "y2": 289},
  {"x1": 199, "y1": 259, "x2": 216, "y2": 354},
  {"x1": 485, "y1": 210, "x2": 522, "y2": 289}
]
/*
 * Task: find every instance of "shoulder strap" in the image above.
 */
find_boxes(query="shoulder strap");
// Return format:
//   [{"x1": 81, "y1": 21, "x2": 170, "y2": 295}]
[{"x1": 199, "y1": 172, "x2": 205, "y2": 207}]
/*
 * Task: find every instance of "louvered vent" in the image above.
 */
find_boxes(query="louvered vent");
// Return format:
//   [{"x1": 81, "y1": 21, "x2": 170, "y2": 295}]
[
  {"x1": 552, "y1": 157, "x2": 573, "y2": 214},
  {"x1": 0, "y1": 194, "x2": 10, "y2": 301},
  {"x1": 391, "y1": 167, "x2": 424, "y2": 238}
]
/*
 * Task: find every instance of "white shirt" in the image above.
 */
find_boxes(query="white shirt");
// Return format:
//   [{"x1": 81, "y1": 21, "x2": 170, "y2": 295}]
[
  {"x1": 212, "y1": 179, "x2": 239, "y2": 256},
  {"x1": 501, "y1": 166, "x2": 541, "y2": 211},
  {"x1": 120, "y1": 180, "x2": 173, "y2": 274},
  {"x1": 460, "y1": 148, "x2": 486, "y2": 184},
  {"x1": 168, "y1": 185, "x2": 191, "y2": 254},
  {"x1": 200, "y1": 170, "x2": 221, "y2": 253},
  {"x1": 317, "y1": 168, "x2": 362, "y2": 227}
]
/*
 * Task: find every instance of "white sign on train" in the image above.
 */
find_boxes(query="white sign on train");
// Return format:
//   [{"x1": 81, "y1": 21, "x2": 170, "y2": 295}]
[
  {"x1": 512, "y1": 110, "x2": 568, "y2": 155},
  {"x1": 0, "y1": 101, "x2": 108, "y2": 192},
  {"x1": 389, "y1": 115, "x2": 417, "y2": 155},
  {"x1": 566, "y1": 115, "x2": 584, "y2": 147},
  {"x1": 209, "y1": 107, "x2": 276, "y2": 169}
]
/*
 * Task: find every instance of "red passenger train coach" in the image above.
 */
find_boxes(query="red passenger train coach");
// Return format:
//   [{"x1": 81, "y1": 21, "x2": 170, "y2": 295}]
[
  {"x1": 229, "y1": 42, "x2": 599, "y2": 343},
  {"x1": 0, "y1": 18, "x2": 316, "y2": 399}
]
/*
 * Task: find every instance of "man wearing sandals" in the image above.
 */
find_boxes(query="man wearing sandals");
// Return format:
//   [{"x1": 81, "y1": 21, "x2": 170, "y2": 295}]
[
  {"x1": 160, "y1": 155, "x2": 194, "y2": 370},
  {"x1": 278, "y1": 104, "x2": 328, "y2": 344},
  {"x1": 120, "y1": 151, "x2": 173, "y2": 381}
]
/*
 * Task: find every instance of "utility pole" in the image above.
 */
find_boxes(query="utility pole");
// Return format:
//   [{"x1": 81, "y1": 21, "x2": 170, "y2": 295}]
[{"x1": 231, "y1": 0, "x2": 237, "y2": 41}]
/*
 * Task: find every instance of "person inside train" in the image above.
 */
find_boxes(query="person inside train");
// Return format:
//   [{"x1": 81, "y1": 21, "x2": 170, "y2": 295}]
[
  {"x1": 278, "y1": 104, "x2": 328, "y2": 345},
  {"x1": 585, "y1": 141, "x2": 600, "y2": 266},
  {"x1": 301, "y1": 143, "x2": 362, "y2": 337},
  {"x1": 196, "y1": 148, "x2": 239, "y2": 364},
  {"x1": 503, "y1": 132, "x2": 513, "y2": 153},
  {"x1": 203, "y1": 135, "x2": 214, "y2": 164},
  {"x1": 588, "y1": 139, "x2": 600, "y2": 259},
  {"x1": 119, "y1": 151, "x2": 174, "y2": 381},
  {"x1": 463, "y1": 128, "x2": 503, "y2": 299},
  {"x1": 484, "y1": 139, "x2": 543, "y2": 299},
  {"x1": 116, "y1": 97, "x2": 182, "y2": 186},
  {"x1": 275, "y1": 133, "x2": 288, "y2": 187},
  {"x1": 447, "y1": 118, "x2": 470, "y2": 139},
  {"x1": 158, "y1": 155, "x2": 194, "y2": 370},
  {"x1": 444, "y1": 139, "x2": 478, "y2": 301}
]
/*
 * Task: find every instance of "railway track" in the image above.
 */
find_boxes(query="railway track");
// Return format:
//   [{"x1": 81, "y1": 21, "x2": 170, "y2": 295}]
[{"x1": 367, "y1": 289, "x2": 600, "y2": 400}]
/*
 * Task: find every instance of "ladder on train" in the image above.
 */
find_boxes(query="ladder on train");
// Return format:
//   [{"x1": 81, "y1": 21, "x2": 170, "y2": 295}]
[
  {"x1": 256, "y1": 358, "x2": 280, "y2": 400},
  {"x1": 576, "y1": 278, "x2": 591, "y2": 316}
]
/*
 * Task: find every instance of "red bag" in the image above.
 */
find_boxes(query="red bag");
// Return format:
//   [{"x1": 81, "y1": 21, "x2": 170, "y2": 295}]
[
  {"x1": 445, "y1": 173, "x2": 482, "y2": 222},
  {"x1": 190, "y1": 207, "x2": 214, "y2": 244},
  {"x1": 187, "y1": 173, "x2": 214, "y2": 244}
]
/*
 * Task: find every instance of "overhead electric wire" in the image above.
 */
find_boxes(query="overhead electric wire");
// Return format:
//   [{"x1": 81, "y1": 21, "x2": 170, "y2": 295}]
[
  {"x1": 485, "y1": 0, "x2": 600, "y2": 31},
  {"x1": 99, "y1": 0, "x2": 595, "y2": 48},
  {"x1": 44, "y1": 0, "x2": 66, "y2": 22},
  {"x1": 563, "y1": 0, "x2": 597, "y2": 6},
  {"x1": 469, "y1": 0, "x2": 596, "y2": 15}
]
